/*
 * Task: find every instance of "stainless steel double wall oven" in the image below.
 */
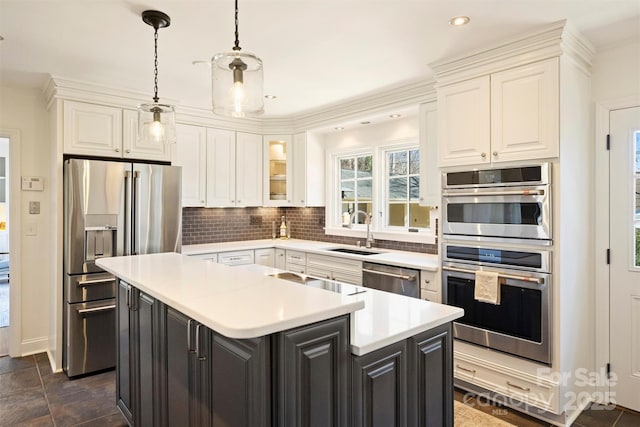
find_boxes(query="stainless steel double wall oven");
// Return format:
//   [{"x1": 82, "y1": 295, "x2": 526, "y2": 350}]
[{"x1": 441, "y1": 163, "x2": 553, "y2": 365}]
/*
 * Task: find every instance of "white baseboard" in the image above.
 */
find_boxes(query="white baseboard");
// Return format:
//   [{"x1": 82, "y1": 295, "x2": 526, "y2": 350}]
[{"x1": 19, "y1": 336, "x2": 48, "y2": 357}]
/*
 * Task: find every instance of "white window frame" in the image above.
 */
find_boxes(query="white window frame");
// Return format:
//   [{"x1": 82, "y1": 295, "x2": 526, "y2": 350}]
[{"x1": 325, "y1": 141, "x2": 436, "y2": 244}]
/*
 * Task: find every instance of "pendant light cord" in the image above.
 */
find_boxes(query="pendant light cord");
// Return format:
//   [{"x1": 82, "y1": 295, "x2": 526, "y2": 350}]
[
  {"x1": 233, "y1": 0, "x2": 241, "y2": 51},
  {"x1": 153, "y1": 27, "x2": 159, "y2": 102}
]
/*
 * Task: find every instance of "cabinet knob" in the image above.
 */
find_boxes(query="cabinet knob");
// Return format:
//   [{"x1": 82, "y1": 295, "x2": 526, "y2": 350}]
[
  {"x1": 237, "y1": 200, "x2": 241, "y2": 203},
  {"x1": 419, "y1": 197, "x2": 424, "y2": 201},
  {"x1": 424, "y1": 279, "x2": 430, "y2": 284},
  {"x1": 115, "y1": 148, "x2": 120, "y2": 152},
  {"x1": 200, "y1": 200, "x2": 204, "y2": 203},
  {"x1": 126, "y1": 149, "x2": 131, "y2": 154},
  {"x1": 231, "y1": 200, "x2": 234, "y2": 203},
  {"x1": 480, "y1": 152, "x2": 486, "y2": 158},
  {"x1": 300, "y1": 199, "x2": 304, "y2": 203},
  {"x1": 492, "y1": 151, "x2": 498, "y2": 157},
  {"x1": 287, "y1": 200, "x2": 291, "y2": 203}
]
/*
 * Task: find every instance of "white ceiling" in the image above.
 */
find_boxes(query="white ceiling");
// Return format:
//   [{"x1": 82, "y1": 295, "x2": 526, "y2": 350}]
[{"x1": 1, "y1": 0, "x2": 639, "y2": 117}]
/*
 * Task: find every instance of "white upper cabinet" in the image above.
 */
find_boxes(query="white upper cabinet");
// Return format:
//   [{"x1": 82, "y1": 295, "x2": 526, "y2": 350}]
[
  {"x1": 207, "y1": 130, "x2": 262, "y2": 207},
  {"x1": 418, "y1": 102, "x2": 439, "y2": 207},
  {"x1": 63, "y1": 100, "x2": 170, "y2": 161},
  {"x1": 490, "y1": 58, "x2": 559, "y2": 163},
  {"x1": 292, "y1": 132, "x2": 324, "y2": 207},
  {"x1": 264, "y1": 135, "x2": 293, "y2": 206},
  {"x1": 437, "y1": 58, "x2": 559, "y2": 167},
  {"x1": 173, "y1": 123, "x2": 207, "y2": 207},
  {"x1": 206, "y1": 128, "x2": 236, "y2": 207},
  {"x1": 235, "y1": 132, "x2": 263, "y2": 207},
  {"x1": 437, "y1": 76, "x2": 491, "y2": 167}
]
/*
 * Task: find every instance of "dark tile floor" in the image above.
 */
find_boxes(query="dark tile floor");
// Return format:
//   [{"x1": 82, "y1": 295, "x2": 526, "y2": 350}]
[
  {"x1": 2, "y1": 353, "x2": 639, "y2": 426},
  {"x1": 455, "y1": 389, "x2": 640, "y2": 427},
  {"x1": 0, "y1": 353, "x2": 126, "y2": 426}
]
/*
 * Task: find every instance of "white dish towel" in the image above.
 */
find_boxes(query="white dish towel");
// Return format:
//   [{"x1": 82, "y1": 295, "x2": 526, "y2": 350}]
[{"x1": 474, "y1": 271, "x2": 501, "y2": 305}]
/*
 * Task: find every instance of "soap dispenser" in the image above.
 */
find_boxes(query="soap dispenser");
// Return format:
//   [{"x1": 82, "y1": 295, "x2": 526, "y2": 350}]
[{"x1": 279, "y1": 216, "x2": 287, "y2": 239}]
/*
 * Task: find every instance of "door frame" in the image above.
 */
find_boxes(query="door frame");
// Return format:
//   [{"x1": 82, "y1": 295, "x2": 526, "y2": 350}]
[
  {"x1": 0, "y1": 128, "x2": 22, "y2": 357},
  {"x1": 594, "y1": 96, "x2": 640, "y2": 402}
]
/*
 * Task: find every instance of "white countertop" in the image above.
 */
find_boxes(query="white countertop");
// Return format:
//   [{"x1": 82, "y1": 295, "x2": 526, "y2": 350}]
[
  {"x1": 243, "y1": 264, "x2": 464, "y2": 356},
  {"x1": 99, "y1": 253, "x2": 462, "y2": 355},
  {"x1": 96, "y1": 253, "x2": 365, "y2": 340},
  {"x1": 182, "y1": 239, "x2": 439, "y2": 271}
]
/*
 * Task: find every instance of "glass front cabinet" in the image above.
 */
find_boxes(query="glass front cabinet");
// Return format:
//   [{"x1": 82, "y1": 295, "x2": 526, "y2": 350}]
[{"x1": 264, "y1": 135, "x2": 292, "y2": 206}]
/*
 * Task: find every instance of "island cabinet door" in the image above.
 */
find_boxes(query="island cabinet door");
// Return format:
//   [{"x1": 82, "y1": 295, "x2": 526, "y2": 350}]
[
  {"x1": 116, "y1": 281, "x2": 164, "y2": 427},
  {"x1": 276, "y1": 315, "x2": 350, "y2": 427},
  {"x1": 352, "y1": 340, "x2": 407, "y2": 427},
  {"x1": 164, "y1": 308, "x2": 213, "y2": 427},
  {"x1": 209, "y1": 333, "x2": 271, "y2": 426},
  {"x1": 406, "y1": 323, "x2": 453, "y2": 427}
]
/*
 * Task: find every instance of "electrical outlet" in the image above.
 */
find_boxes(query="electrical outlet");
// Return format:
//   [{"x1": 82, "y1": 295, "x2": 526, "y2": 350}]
[{"x1": 250, "y1": 215, "x2": 262, "y2": 225}]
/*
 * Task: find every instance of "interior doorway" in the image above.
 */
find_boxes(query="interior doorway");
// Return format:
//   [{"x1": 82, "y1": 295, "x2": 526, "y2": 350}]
[
  {"x1": 609, "y1": 106, "x2": 640, "y2": 412},
  {"x1": 0, "y1": 136, "x2": 9, "y2": 356}
]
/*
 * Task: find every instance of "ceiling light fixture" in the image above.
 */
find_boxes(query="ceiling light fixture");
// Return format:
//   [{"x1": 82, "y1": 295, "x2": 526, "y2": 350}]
[
  {"x1": 449, "y1": 16, "x2": 470, "y2": 26},
  {"x1": 211, "y1": 0, "x2": 264, "y2": 118},
  {"x1": 137, "y1": 10, "x2": 176, "y2": 145}
]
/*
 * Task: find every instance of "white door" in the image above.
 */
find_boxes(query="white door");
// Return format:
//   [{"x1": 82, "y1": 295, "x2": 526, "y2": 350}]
[{"x1": 610, "y1": 106, "x2": 640, "y2": 412}]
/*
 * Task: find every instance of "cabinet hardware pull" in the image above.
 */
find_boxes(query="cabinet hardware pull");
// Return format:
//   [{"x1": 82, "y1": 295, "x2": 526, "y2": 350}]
[
  {"x1": 300, "y1": 199, "x2": 304, "y2": 203},
  {"x1": 442, "y1": 266, "x2": 545, "y2": 284},
  {"x1": 456, "y1": 364, "x2": 476, "y2": 374},
  {"x1": 195, "y1": 323, "x2": 206, "y2": 361},
  {"x1": 492, "y1": 151, "x2": 498, "y2": 156},
  {"x1": 126, "y1": 149, "x2": 131, "y2": 153},
  {"x1": 126, "y1": 286, "x2": 131, "y2": 309},
  {"x1": 507, "y1": 381, "x2": 531, "y2": 392},
  {"x1": 443, "y1": 189, "x2": 544, "y2": 197},
  {"x1": 77, "y1": 304, "x2": 116, "y2": 314},
  {"x1": 78, "y1": 277, "x2": 114, "y2": 286},
  {"x1": 362, "y1": 268, "x2": 415, "y2": 281},
  {"x1": 187, "y1": 319, "x2": 194, "y2": 353},
  {"x1": 200, "y1": 200, "x2": 204, "y2": 203},
  {"x1": 115, "y1": 148, "x2": 120, "y2": 152},
  {"x1": 480, "y1": 152, "x2": 486, "y2": 158},
  {"x1": 237, "y1": 200, "x2": 241, "y2": 203},
  {"x1": 424, "y1": 279, "x2": 430, "y2": 284}
]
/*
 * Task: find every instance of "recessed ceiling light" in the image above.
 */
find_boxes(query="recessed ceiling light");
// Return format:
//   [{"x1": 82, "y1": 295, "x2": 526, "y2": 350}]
[
  {"x1": 334, "y1": 126, "x2": 344, "y2": 131},
  {"x1": 449, "y1": 16, "x2": 470, "y2": 26},
  {"x1": 265, "y1": 94, "x2": 277, "y2": 99},
  {"x1": 389, "y1": 114, "x2": 401, "y2": 118},
  {"x1": 360, "y1": 121, "x2": 371, "y2": 125}
]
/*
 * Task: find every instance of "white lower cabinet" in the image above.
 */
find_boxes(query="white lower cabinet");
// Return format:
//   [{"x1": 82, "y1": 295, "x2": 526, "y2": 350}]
[
  {"x1": 419, "y1": 270, "x2": 440, "y2": 303},
  {"x1": 306, "y1": 254, "x2": 362, "y2": 285},
  {"x1": 254, "y1": 248, "x2": 275, "y2": 268},
  {"x1": 275, "y1": 249, "x2": 286, "y2": 270},
  {"x1": 285, "y1": 250, "x2": 306, "y2": 274},
  {"x1": 189, "y1": 253, "x2": 218, "y2": 263},
  {"x1": 217, "y1": 250, "x2": 255, "y2": 266},
  {"x1": 454, "y1": 351, "x2": 560, "y2": 414}
]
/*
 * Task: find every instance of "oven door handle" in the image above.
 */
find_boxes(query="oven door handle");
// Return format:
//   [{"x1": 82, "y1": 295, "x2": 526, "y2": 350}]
[
  {"x1": 442, "y1": 189, "x2": 544, "y2": 197},
  {"x1": 442, "y1": 266, "x2": 545, "y2": 284}
]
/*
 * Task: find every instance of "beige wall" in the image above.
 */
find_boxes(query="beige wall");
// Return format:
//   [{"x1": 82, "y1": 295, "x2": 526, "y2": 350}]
[
  {"x1": 592, "y1": 38, "x2": 640, "y2": 102},
  {"x1": 0, "y1": 85, "x2": 51, "y2": 354}
]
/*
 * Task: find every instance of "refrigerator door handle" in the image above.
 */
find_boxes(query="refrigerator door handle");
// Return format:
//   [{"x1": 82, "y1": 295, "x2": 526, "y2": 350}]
[
  {"x1": 132, "y1": 171, "x2": 140, "y2": 255},
  {"x1": 123, "y1": 170, "x2": 131, "y2": 256}
]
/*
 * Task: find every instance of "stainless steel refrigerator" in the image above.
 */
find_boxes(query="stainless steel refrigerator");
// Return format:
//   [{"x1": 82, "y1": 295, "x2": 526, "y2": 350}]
[{"x1": 63, "y1": 158, "x2": 181, "y2": 377}]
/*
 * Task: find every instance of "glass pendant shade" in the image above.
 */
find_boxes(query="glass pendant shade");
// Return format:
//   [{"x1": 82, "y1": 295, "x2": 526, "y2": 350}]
[
  {"x1": 138, "y1": 103, "x2": 176, "y2": 144},
  {"x1": 212, "y1": 51, "x2": 264, "y2": 118}
]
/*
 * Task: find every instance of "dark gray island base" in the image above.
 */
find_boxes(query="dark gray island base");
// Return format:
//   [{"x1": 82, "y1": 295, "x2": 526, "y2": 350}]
[{"x1": 117, "y1": 280, "x2": 453, "y2": 426}]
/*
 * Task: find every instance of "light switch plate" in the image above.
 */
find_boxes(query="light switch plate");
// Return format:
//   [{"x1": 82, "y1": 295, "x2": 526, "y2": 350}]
[
  {"x1": 29, "y1": 201, "x2": 40, "y2": 214},
  {"x1": 22, "y1": 176, "x2": 44, "y2": 191}
]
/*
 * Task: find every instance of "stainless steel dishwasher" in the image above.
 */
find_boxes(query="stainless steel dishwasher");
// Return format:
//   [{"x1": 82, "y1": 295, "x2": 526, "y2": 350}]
[{"x1": 362, "y1": 262, "x2": 420, "y2": 298}]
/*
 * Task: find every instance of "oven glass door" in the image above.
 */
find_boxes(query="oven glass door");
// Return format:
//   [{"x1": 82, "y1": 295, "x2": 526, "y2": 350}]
[
  {"x1": 443, "y1": 266, "x2": 551, "y2": 365},
  {"x1": 442, "y1": 189, "x2": 550, "y2": 240}
]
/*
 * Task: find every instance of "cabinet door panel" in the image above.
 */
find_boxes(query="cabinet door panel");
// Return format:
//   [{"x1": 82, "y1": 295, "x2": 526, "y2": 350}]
[
  {"x1": 63, "y1": 101, "x2": 122, "y2": 157},
  {"x1": 407, "y1": 323, "x2": 453, "y2": 427},
  {"x1": 137, "y1": 292, "x2": 155, "y2": 427},
  {"x1": 255, "y1": 248, "x2": 275, "y2": 267},
  {"x1": 236, "y1": 132, "x2": 263, "y2": 207},
  {"x1": 174, "y1": 124, "x2": 207, "y2": 207},
  {"x1": 277, "y1": 316, "x2": 349, "y2": 426},
  {"x1": 491, "y1": 58, "x2": 559, "y2": 162},
  {"x1": 206, "y1": 128, "x2": 236, "y2": 207},
  {"x1": 418, "y1": 102, "x2": 440, "y2": 207},
  {"x1": 123, "y1": 109, "x2": 171, "y2": 161},
  {"x1": 437, "y1": 76, "x2": 490, "y2": 167},
  {"x1": 116, "y1": 281, "x2": 133, "y2": 424},
  {"x1": 165, "y1": 307, "x2": 191, "y2": 426},
  {"x1": 352, "y1": 340, "x2": 406, "y2": 427},
  {"x1": 211, "y1": 334, "x2": 270, "y2": 427},
  {"x1": 264, "y1": 135, "x2": 293, "y2": 206}
]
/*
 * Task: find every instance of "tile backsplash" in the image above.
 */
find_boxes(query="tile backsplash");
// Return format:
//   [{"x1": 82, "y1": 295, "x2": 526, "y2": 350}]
[{"x1": 183, "y1": 207, "x2": 437, "y2": 254}]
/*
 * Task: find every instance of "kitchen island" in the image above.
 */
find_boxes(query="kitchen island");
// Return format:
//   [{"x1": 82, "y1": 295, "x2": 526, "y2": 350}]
[{"x1": 97, "y1": 253, "x2": 463, "y2": 427}]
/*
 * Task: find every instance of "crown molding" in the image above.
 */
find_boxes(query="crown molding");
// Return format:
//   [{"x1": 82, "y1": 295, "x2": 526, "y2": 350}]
[{"x1": 429, "y1": 19, "x2": 595, "y2": 86}]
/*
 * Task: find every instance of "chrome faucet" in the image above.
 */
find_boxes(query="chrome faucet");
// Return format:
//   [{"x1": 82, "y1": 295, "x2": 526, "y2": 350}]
[{"x1": 348, "y1": 210, "x2": 374, "y2": 248}]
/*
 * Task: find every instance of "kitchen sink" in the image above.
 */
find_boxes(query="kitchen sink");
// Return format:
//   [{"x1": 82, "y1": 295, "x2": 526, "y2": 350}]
[{"x1": 326, "y1": 247, "x2": 381, "y2": 256}]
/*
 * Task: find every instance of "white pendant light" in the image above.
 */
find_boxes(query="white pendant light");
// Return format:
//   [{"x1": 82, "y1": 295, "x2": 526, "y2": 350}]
[
  {"x1": 211, "y1": 0, "x2": 264, "y2": 118},
  {"x1": 138, "y1": 10, "x2": 176, "y2": 145}
]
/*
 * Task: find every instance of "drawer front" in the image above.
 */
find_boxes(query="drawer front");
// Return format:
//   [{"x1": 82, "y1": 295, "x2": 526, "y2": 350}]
[
  {"x1": 189, "y1": 253, "x2": 218, "y2": 263},
  {"x1": 218, "y1": 250, "x2": 255, "y2": 266},
  {"x1": 331, "y1": 270, "x2": 362, "y2": 286},
  {"x1": 306, "y1": 253, "x2": 362, "y2": 271},
  {"x1": 285, "y1": 250, "x2": 306, "y2": 266},
  {"x1": 453, "y1": 355, "x2": 560, "y2": 413},
  {"x1": 286, "y1": 262, "x2": 306, "y2": 274}
]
